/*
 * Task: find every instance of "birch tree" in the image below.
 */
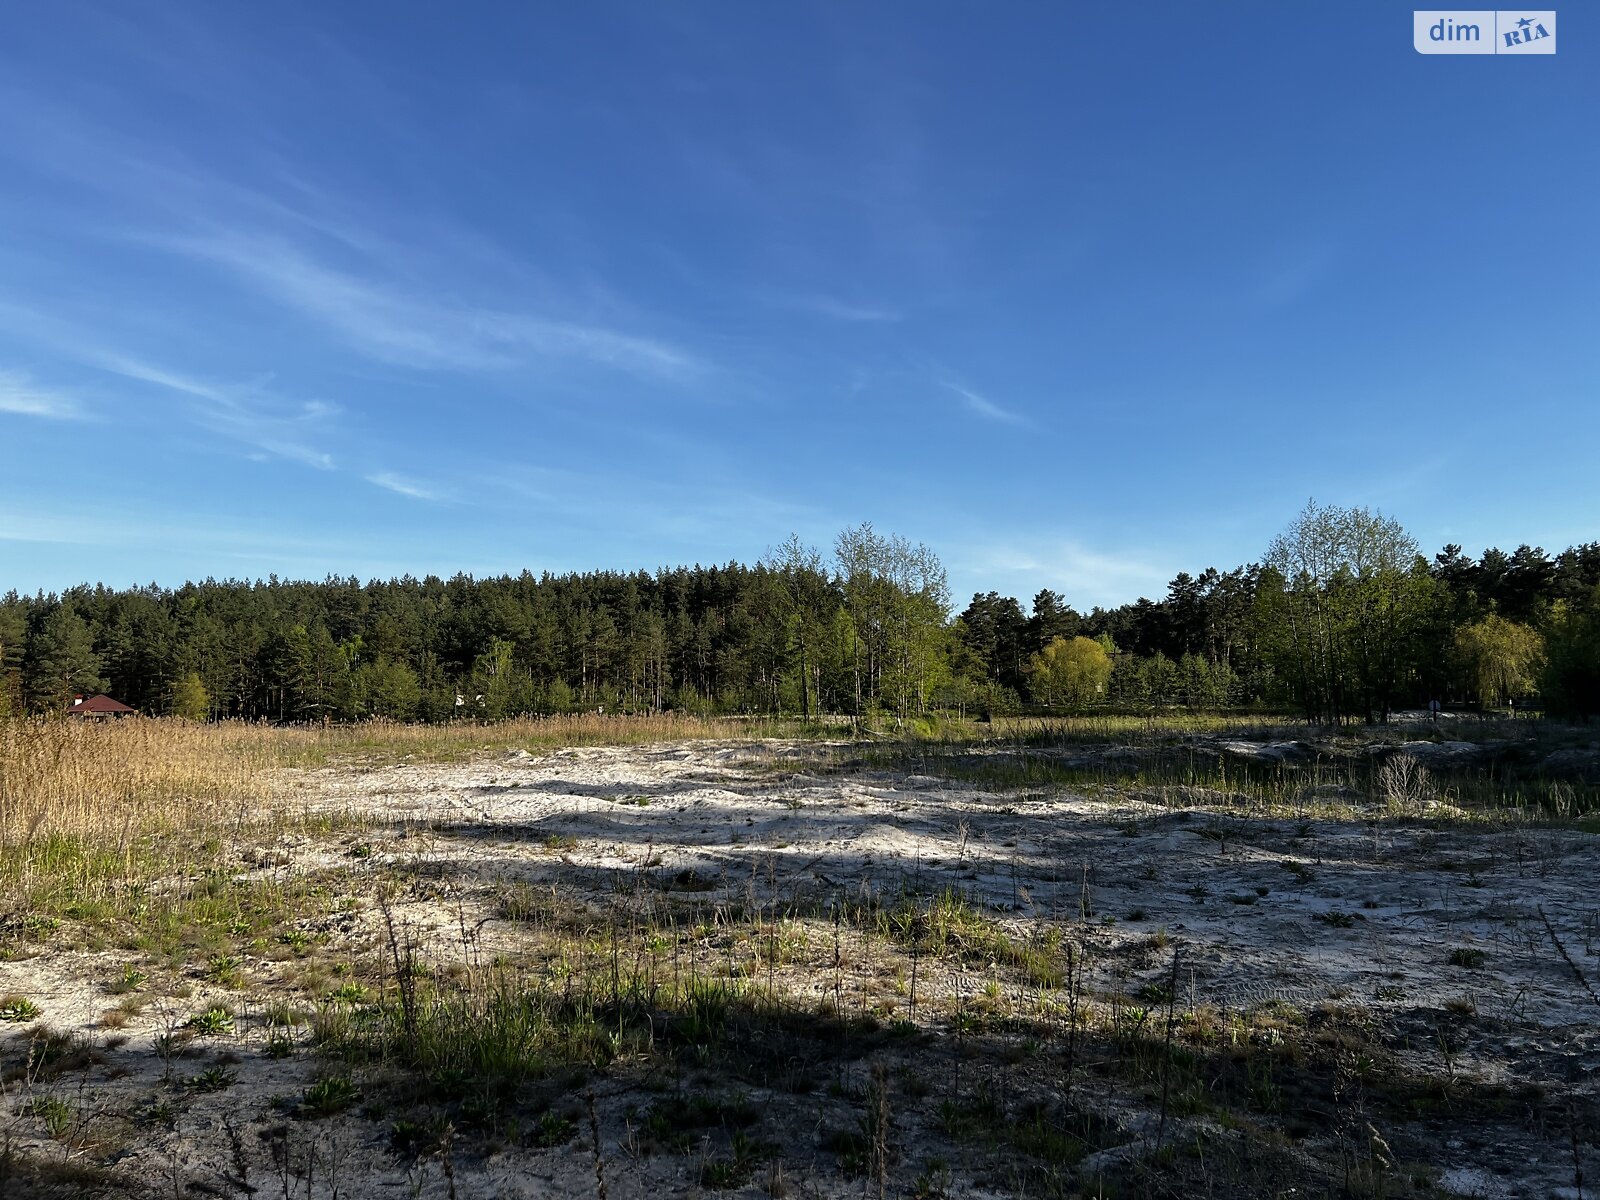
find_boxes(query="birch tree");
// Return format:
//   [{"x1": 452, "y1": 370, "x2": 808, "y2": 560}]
[{"x1": 1261, "y1": 501, "x2": 1436, "y2": 724}]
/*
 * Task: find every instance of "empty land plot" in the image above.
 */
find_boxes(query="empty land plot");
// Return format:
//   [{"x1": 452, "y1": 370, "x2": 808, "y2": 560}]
[{"x1": 2, "y1": 723, "x2": 1597, "y2": 1198}]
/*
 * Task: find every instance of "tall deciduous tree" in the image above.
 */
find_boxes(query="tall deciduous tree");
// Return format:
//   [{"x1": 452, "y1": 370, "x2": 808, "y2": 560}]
[
  {"x1": 1028, "y1": 636, "x2": 1112, "y2": 707},
  {"x1": 1453, "y1": 615, "x2": 1543, "y2": 707},
  {"x1": 1260, "y1": 500, "x2": 1436, "y2": 724},
  {"x1": 762, "y1": 535, "x2": 829, "y2": 718},
  {"x1": 834, "y1": 524, "x2": 950, "y2": 713}
]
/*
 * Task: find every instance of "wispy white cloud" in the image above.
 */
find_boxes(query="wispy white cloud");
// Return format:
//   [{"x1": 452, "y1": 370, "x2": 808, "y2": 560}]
[
  {"x1": 0, "y1": 91, "x2": 704, "y2": 383},
  {"x1": 487, "y1": 465, "x2": 824, "y2": 544},
  {"x1": 251, "y1": 436, "x2": 335, "y2": 472},
  {"x1": 91, "y1": 353, "x2": 226, "y2": 403},
  {"x1": 947, "y1": 536, "x2": 1171, "y2": 611},
  {"x1": 781, "y1": 293, "x2": 902, "y2": 323},
  {"x1": 89, "y1": 350, "x2": 336, "y2": 469},
  {"x1": 0, "y1": 302, "x2": 340, "y2": 468},
  {"x1": 365, "y1": 471, "x2": 444, "y2": 501},
  {"x1": 942, "y1": 381, "x2": 1026, "y2": 426},
  {"x1": 0, "y1": 371, "x2": 82, "y2": 419},
  {"x1": 149, "y1": 232, "x2": 703, "y2": 380}
]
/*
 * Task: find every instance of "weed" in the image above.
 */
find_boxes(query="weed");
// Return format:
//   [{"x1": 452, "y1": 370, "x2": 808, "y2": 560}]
[
  {"x1": 185, "y1": 1006, "x2": 234, "y2": 1035},
  {"x1": 528, "y1": 1109, "x2": 575, "y2": 1148},
  {"x1": 496, "y1": 881, "x2": 547, "y2": 922},
  {"x1": 265, "y1": 1001, "x2": 305, "y2": 1027},
  {"x1": 1377, "y1": 754, "x2": 1434, "y2": 811},
  {"x1": 821, "y1": 1124, "x2": 872, "y2": 1177},
  {"x1": 390, "y1": 1115, "x2": 453, "y2": 1158},
  {"x1": 326, "y1": 981, "x2": 369, "y2": 1005},
  {"x1": 297, "y1": 1075, "x2": 361, "y2": 1118},
  {"x1": 0, "y1": 995, "x2": 41, "y2": 1022},
  {"x1": 107, "y1": 965, "x2": 148, "y2": 994},
  {"x1": 22, "y1": 915, "x2": 61, "y2": 941},
  {"x1": 23, "y1": 1096, "x2": 74, "y2": 1138},
  {"x1": 185, "y1": 1065, "x2": 239, "y2": 1092},
  {"x1": 646, "y1": 1091, "x2": 760, "y2": 1153}
]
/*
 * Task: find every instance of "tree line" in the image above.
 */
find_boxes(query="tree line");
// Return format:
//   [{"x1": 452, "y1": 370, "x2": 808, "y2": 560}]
[{"x1": 2, "y1": 507, "x2": 1597, "y2": 723}]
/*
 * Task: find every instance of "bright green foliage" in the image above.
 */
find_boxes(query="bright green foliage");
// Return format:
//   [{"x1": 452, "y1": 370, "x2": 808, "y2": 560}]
[
  {"x1": 1028, "y1": 636, "x2": 1112, "y2": 707},
  {"x1": 1453, "y1": 615, "x2": 1543, "y2": 707},
  {"x1": 835, "y1": 523, "x2": 951, "y2": 713},
  {"x1": 471, "y1": 638, "x2": 527, "y2": 719},
  {"x1": 544, "y1": 675, "x2": 575, "y2": 713},
  {"x1": 1178, "y1": 652, "x2": 1236, "y2": 707},
  {"x1": 355, "y1": 657, "x2": 422, "y2": 719},
  {"x1": 1259, "y1": 501, "x2": 1441, "y2": 724},
  {"x1": 170, "y1": 671, "x2": 211, "y2": 721}
]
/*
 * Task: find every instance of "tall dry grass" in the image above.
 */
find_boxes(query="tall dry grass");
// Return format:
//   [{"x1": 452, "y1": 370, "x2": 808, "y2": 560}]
[
  {"x1": 0, "y1": 718, "x2": 299, "y2": 920},
  {"x1": 0, "y1": 717, "x2": 280, "y2": 847},
  {"x1": 0, "y1": 712, "x2": 820, "y2": 849},
  {"x1": 0, "y1": 710, "x2": 1319, "y2": 850},
  {"x1": 0, "y1": 713, "x2": 829, "y2": 918}
]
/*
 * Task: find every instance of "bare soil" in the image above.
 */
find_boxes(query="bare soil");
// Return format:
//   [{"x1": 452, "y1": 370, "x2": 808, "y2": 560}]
[{"x1": 3, "y1": 736, "x2": 1597, "y2": 1198}]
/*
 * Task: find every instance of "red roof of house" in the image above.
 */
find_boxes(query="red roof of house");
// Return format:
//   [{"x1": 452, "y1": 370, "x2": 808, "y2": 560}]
[{"x1": 70, "y1": 694, "x2": 137, "y2": 714}]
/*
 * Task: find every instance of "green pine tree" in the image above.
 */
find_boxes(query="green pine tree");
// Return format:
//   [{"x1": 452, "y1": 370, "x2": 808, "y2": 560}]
[{"x1": 25, "y1": 605, "x2": 106, "y2": 712}]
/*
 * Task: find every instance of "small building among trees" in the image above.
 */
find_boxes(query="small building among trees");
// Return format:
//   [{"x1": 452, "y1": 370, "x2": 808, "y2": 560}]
[{"x1": 68, "y1": 693, "x2": 137, "y2": 719}]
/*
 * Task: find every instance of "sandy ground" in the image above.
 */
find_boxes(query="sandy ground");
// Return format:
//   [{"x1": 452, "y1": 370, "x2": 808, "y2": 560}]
[
  {"x1": 307, "y1": 740, "x2": 1600, "y2": 1023},
  {"x1": 4, "y1": 737, "x2": 1598, "y2": 1197}
]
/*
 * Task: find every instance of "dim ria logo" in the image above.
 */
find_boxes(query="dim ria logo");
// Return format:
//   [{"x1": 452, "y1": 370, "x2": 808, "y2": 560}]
[{"x1": 1414, "y1": 10, "x2": 1555, "y2": 54}]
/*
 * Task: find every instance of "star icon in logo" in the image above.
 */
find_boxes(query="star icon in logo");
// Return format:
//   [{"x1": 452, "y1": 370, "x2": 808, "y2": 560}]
[{"x1": 1517, "y1": 15, "x2": 1534, "y2": 28}]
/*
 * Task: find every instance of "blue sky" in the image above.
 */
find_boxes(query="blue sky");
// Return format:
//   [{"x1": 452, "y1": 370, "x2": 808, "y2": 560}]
[{"x1": 1, "y1": 3, "x2": 1594, "y2": 611}]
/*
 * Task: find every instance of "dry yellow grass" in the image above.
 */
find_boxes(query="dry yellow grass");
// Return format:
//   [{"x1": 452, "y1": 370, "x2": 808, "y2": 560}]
[
  {"x1": 0, "y1": 717, "x2": 279, "y2": 846},
  {"x1": 0, "y1": 709, "x2": 1305, "y2": 849},
  {"x1": 0, "y1": 712, "x2": 821, "y2": 924},
  {"x1": 0, "y1": 712, "x2": 813, "y2": 848}
]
